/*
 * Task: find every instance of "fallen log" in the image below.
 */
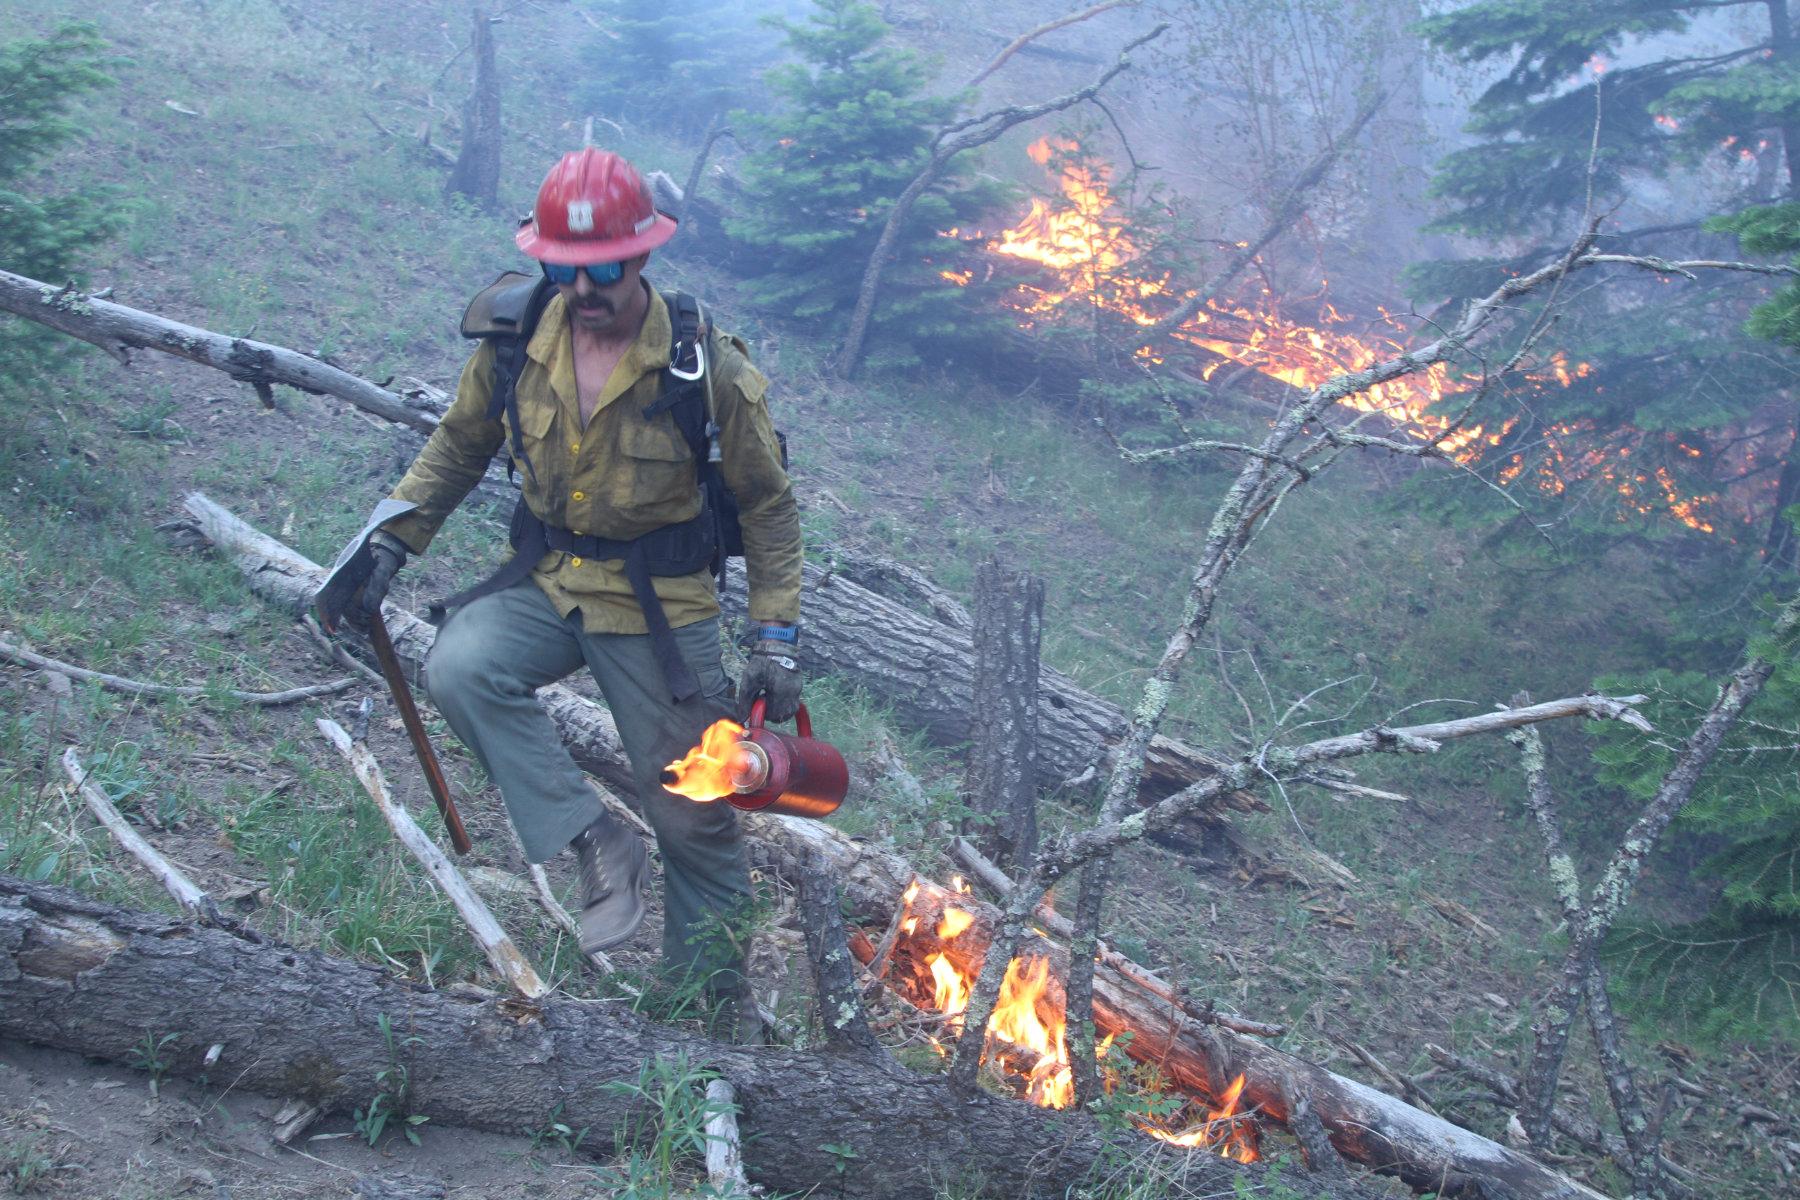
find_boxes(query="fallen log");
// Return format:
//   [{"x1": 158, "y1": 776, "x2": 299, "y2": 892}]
[
  {"x1": 720, "y1": 559, "x2": 1257, "y2": 808},
  {"x1": 180, "y1": 496, "x2": 1608, "y2": 1197},
  {"x1": 182, "y1": 489, "x2": 1247, "y2": 818},
  {"x1": 0, "y1": 876, "x2": 1384, "y2": 1200},
  {"x1": 0, "y1": 269, "x2": 433, "y2": 433}
]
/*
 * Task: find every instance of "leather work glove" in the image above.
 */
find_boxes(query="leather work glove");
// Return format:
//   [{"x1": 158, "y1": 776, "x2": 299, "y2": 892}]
[
  {"x1": 740, "y1": 638, "x2": 802, "y2": 724},
  {"x1": 349, "y1": 531, "x2": 407, "y2": 628}
]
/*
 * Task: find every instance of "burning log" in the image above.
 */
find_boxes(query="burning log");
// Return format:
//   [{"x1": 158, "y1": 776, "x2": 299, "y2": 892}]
[
  {"x1": 869, "y1": 878, "x2": 1610, "y2": 1200},
  {"x1": 0, "y1": 875, "x2": 1390, "y2": 1200}
]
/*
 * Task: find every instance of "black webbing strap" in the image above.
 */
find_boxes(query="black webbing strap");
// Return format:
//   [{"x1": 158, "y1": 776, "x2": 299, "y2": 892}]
[
  {"x1": 484, "y1": 278, "x2": 556, "y2": 485},
  {"x1": 431, "y1": 499, "x2": 707, "y2": 703}
]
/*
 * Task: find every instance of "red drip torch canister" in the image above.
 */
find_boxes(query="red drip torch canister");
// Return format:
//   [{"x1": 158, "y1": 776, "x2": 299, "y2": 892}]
[{"x1": 725, "y1": 699, "x2": 849, "y2": 818}]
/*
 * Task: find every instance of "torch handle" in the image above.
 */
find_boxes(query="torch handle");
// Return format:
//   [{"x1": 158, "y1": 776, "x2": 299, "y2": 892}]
[{"x1": 747, "y1": 698, "x2": 811, "y2": 739}]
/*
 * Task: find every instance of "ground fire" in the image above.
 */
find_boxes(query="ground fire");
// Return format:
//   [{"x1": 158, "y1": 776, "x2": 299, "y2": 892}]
[
  {"x1": 942, "y1": 137, "x2": 1730, "y2": 533},
  {"x1": 880, "y1": 878, "x2": 1260, "y2": 1162}
]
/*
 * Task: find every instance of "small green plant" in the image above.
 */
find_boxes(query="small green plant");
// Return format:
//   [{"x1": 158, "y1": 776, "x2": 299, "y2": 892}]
[
  {"x1": 130, "y1": 1030, "x2": 179, "y2": 1098},
  {"x1": 601, "y1": 1053, "x2": 728, "y2": 1189},
  {"x1": 525, "y1": 1102, "x2": 588, "y2": 1155},
  {"x1": 352, "y1": 1013, "x2": 429, "y2": 1147},
  {"x1": 2, "y1": 1134, "x2": 62, "y2": 1193},
  {"x1": 819, "y1": 1140, "x2": 859, "y2": 1177}
]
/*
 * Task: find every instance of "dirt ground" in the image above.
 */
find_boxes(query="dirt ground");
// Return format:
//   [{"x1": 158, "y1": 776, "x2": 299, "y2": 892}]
[{"x1": 0, "y1": 1039, "x2": 606, "y2": 1199}]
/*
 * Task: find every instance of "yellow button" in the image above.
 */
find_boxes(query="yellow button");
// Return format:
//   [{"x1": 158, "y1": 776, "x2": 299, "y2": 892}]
[
  {"x1": 572, "y1": 490, "x2": 586, "y2": 501},
  {"x1": 570, "y1": 441, "x2": 580, "y2": 453},
  {"x1": 570, "y1": 557, "x2": 583, "y2": 568}
]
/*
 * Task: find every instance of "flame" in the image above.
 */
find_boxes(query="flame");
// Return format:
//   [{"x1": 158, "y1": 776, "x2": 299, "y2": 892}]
[
  {"x1": 890, "y1": 884, "x2": 1257, "y2": 1158},
  {"x1": 1146, "y1": 1072, "x2": 1261, "y2": 1162},
  {"x1": 939, "y1": 137, "x2": 1723, "y2": 533},
  {"x1": 660, "y1": 718, "x2": 749, "y2": 801}
]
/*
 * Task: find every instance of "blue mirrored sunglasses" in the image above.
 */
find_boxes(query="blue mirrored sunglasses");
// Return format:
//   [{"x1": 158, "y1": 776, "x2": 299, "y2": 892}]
[{"x1": 540, "y1": 260, "x2": 625, "y2": 287}]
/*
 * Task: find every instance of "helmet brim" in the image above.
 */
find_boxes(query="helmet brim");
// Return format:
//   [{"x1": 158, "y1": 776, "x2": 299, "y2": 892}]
[{"x1": 515, "y1": 211, "x2": 678, "y2": 263}]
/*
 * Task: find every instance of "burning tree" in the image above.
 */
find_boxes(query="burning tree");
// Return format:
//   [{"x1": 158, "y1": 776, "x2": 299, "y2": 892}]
[{"x1": 1417, "y1": 0, "x2": 1800, "y2": 550}]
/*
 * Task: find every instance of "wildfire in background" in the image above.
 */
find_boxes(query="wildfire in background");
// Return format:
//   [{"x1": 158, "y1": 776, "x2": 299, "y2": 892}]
[
  {"x1": 941, "y1": 137, "x2": 1735, "y2": 534},
  {"x1": 890, "y1": 879, "x2": 1260, "y2": 1162}
]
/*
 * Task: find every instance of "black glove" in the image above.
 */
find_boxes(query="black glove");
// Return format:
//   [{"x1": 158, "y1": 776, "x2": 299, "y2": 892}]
[
  {"x1": 740, "y1": 638, "x2": 803, "y2": 724},
  {"x1": 349, "y1": 532, "x2": 407, "y2": 627}
]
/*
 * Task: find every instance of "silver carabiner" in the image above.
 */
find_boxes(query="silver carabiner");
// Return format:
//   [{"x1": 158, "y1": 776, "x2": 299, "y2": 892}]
[{"x1": 669, "y1": 335, "x2": 707, "y2": 382}]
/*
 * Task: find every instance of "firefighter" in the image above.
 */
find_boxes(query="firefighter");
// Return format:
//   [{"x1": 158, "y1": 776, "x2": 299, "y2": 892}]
[{"x1": 340, "y1": 149, "x2": 801, "y2": 1034}]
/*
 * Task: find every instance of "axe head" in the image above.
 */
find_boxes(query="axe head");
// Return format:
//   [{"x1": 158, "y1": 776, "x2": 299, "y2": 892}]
[{"x1": 313, "y1": 498, "x2": 419, "y2": 634}]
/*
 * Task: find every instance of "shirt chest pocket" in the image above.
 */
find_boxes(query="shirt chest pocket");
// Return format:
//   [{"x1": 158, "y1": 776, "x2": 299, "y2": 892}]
[
  {"x1": 609, "y1": 417, "x2": 696, "y2": 508},
  {"x1": 508, "y1": 393, "x2": 558, "y2": 473}
]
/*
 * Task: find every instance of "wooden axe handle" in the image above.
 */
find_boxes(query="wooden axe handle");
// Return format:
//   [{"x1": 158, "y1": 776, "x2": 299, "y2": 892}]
[{"x1": 368, "y1": 613, "x2": 473, "y2": 855}]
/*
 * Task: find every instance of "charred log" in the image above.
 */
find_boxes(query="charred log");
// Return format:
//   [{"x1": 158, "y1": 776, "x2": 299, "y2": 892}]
[{"x1": 880, "y1": 880, "x2": 1611, "y2": 1200}]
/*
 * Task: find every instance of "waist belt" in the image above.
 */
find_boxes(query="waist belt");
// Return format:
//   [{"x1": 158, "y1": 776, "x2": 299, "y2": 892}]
[{"x1": 432, "y1": 495, "x2": 717, "y2": 703}]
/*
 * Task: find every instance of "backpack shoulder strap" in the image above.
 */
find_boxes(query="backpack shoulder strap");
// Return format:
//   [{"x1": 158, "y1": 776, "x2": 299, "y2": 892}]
[
  {"x1": 464, "y1": 271, "x2": 555, "y2": 483},
  {"x1": 643, "y1": 291, "x2": 713, "y2": 462}
]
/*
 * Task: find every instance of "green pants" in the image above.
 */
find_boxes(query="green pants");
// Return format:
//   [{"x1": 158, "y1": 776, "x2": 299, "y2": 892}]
[{"x1": 423, "y1": 580, "x2": 752, "y2": 981}]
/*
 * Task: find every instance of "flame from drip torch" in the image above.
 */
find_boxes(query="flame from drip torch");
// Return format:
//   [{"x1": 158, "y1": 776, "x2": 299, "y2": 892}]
[
  {"x1": 940, "y1": 136, "x2": 1722, "y2": 533},
  {"x1": 660, "y1": 718, "x2": 755, "y2": 801},
  {"x1": 901, "y1": 888, "x2": 1257, "y2": 1159}
]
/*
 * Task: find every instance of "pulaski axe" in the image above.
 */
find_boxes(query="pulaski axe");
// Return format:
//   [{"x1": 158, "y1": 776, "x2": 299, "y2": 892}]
[{"x1": 314, "y1": 499, "x2": 473, "y2": 855}]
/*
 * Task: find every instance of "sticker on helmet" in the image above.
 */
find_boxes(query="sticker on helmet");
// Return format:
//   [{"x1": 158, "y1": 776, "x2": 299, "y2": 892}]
[
  {"x1": 634, "y1": 214, "x2": 656, "y2": 235},
  {"x1": 567, "y1": 200, "x2": 595, "y2": 233}
]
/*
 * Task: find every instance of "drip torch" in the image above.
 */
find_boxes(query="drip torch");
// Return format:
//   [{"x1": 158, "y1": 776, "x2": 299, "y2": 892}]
[{"x1": 661, "y1": 699, "x2": 849, "y2": 819}]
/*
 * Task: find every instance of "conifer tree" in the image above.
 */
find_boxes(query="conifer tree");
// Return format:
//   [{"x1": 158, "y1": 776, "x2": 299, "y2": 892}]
[
  {"x1": 577, "y1": 0, "x2": 764, "y2": 137},
  {"x1": 0, "y1": 22, "x2": 116, "y2": 283},
  {"x1": 1415, "y1": 0, "x2": 1800, "y2": 545},
  {"x1": 725, "y1": 0, "x2": 1006, "y2": 363},
  {"x1": 0, "y1": 21, "x2": 117, "y2": 398}
]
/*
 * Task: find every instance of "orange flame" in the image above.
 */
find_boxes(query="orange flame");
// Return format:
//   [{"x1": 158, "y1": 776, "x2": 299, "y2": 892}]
[
  {"x1": 1146, "y1": 1073, "x2": 1261, "y2": 1162},
  {"x1": 940, "y1": 137, "x2": 1722, "y2": 533},
  {"x1": 660, "y1": 718, "x2": 749, "y2": 801},
  {"x1": 893, "y1": 885, "x2": 1257, "y2": 1157}
]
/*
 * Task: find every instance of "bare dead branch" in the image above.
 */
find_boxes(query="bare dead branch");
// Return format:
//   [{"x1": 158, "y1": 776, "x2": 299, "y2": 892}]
[
  {"x1": 1133, "y1": 92, "x2": 1387, "y2": 354},
  {"x1": 838, "y1": 24, "x2": 1166, "y2": 377},
  {"x1": 63, "y1": 749, "x2": 233, "y2": 930},
  {"x1": 1, "y1": 636, "x2": 355, "y2": 706},
  {"x1": 0, "y1": 268, "x2": 436, "y2": 433},
  {"x1": 966, "y1": 0, "x2": 1137, "y2": 88}
]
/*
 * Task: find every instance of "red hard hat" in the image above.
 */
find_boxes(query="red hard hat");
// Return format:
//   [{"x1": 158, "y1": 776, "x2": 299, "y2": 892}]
[{"x1": 515, "y1": 148, "x2": 677, "y2": 263}]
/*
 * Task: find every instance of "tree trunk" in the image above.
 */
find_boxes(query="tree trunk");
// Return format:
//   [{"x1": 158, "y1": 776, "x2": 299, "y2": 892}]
[
  {"x1": 963, "y1": 557, "x2": 1045, "y2": 869},
  {"x1": 0, "y1": 876, "x2": 1373, "y2": 1200},
  {"x1": 444, "y1": 9, "x2": 501, "y2": 212}
]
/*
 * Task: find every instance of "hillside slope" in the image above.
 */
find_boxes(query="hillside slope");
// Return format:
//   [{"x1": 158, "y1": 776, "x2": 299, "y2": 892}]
[{"x1": 0, "y1": 2, "x2": 1791, "y2": 1197}]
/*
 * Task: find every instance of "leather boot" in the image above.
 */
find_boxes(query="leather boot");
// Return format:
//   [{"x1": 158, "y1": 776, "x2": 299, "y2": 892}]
[{"x1": 570, "y1": 814, "x2": 649, "y2": 955}]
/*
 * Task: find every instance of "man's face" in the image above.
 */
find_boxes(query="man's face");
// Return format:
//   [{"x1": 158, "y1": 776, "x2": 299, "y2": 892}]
[{"x1": 558, "y1": 253, "x2": 649, "y2": 336}]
